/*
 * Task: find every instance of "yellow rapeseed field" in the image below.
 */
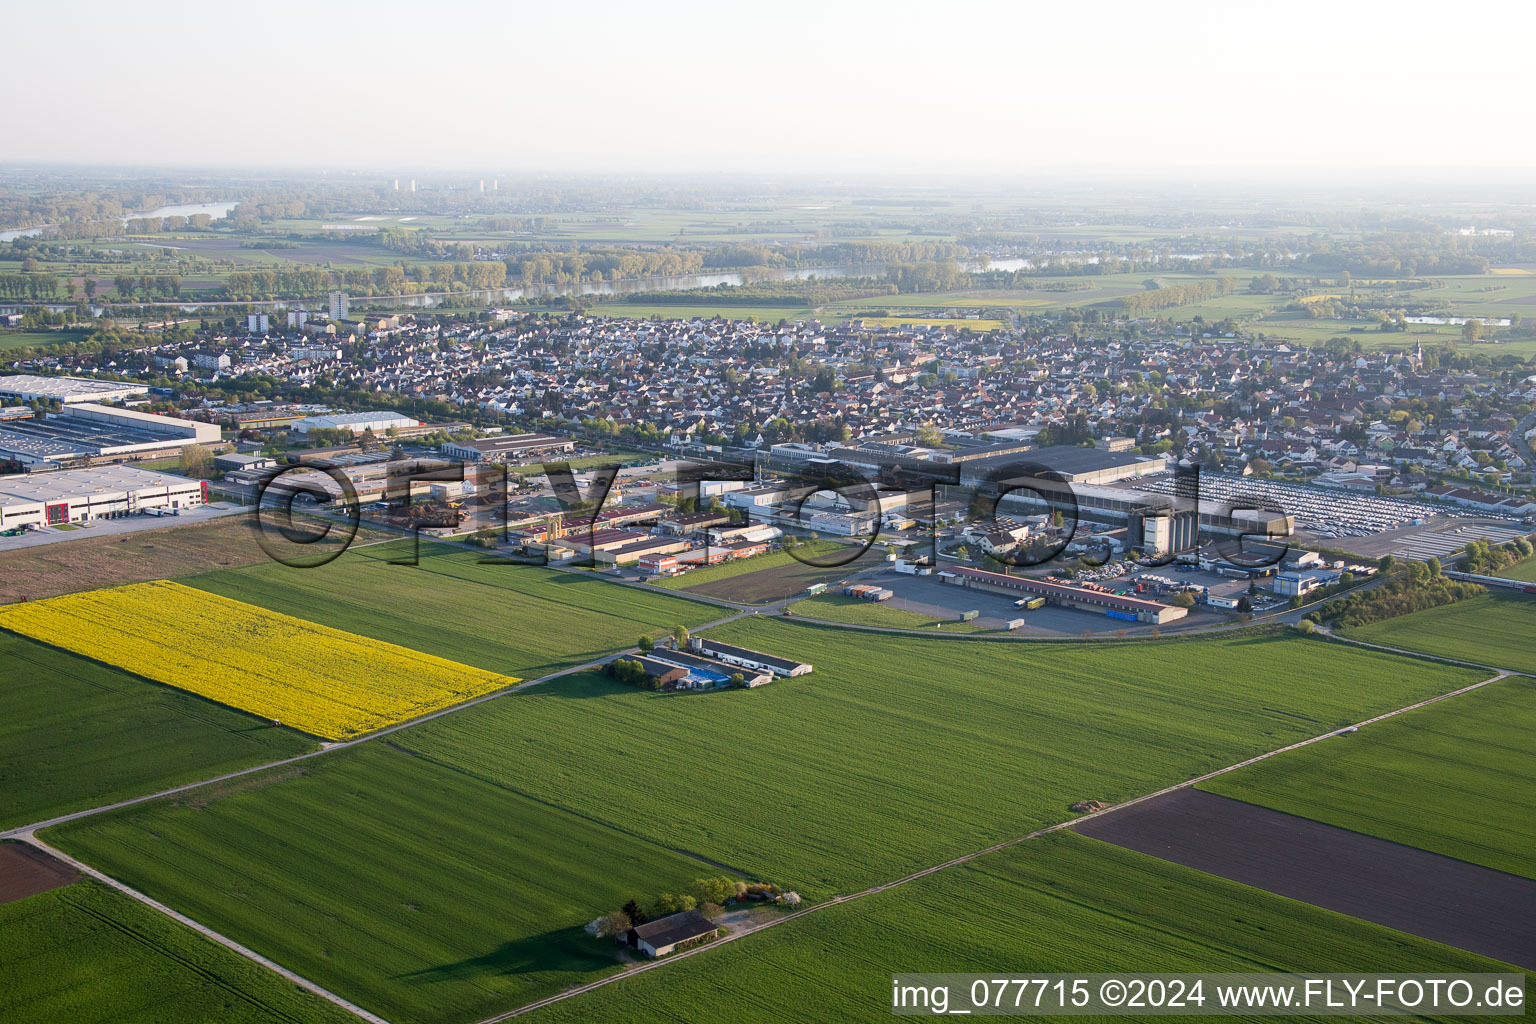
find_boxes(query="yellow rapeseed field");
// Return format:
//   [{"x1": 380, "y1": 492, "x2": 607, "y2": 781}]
[{"x1": 0, "y1": 580, "x2": 518, "y2": 740}]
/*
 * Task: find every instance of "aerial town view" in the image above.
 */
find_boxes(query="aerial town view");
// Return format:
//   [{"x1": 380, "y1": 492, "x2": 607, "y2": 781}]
[{"x1": 1, "y1": 2, "x2": 1533, "y2": 1022}]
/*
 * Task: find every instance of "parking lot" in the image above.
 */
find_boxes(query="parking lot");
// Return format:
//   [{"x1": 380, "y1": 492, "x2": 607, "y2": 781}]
[
  {"x1": 1132, "y1": 474, "x2": 1460, "y2": 538},
  {"x1": 1316, "y1": 517, "x2": 1529, "y2": 562},
  {"x1": 0, "y1": 502, "x2": 246, "y2": 551},
  {"x1": 856, "y1": 568, "x2": 1227, "y2": 637}
]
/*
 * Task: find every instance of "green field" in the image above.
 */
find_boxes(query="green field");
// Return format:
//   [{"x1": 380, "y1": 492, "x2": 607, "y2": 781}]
[
  {"x1": 1497, "y1": 557, "x2": 1536, "y2": 583},
  {"x1": 654, "y1": 541, "x2": 882, "y2": 603},
  {"x1": 526, "y1": 832, "x2": 1518, "y2": 1024},
  {"x1": 0, "y1": 633, "x2": 315, "y2": 829},
  {"x1": 48, "y1": 743, "x2": 721, "y2": 1024},
  {"x1": 382, "y1": 621, "x2": 1482, "y2": 896},
  {"x1": 0, "y1": 328, "x2": 91, "y2": 352},
  {"x1": 0, "y1": 880, "x2": 357, "y2": 1024},
  {"x1": 39, "y1": 622, "x2": 1487, "y2": 1022},
  {"x1": 1345, "y1": 592, "x2": 1536, "y2": 675},
  {"x1": 788, "y1": 591, "x2": 991, "y2": 631},
  {"x1": 184, "y1": 539, "x2": 719, "y2": 679},
  {"x1": 505, "y1": 450, "x2": 652, "y2": 476},
  {"x1": 1203, "y1": 676, "x2": 1536, "y2": 880}
]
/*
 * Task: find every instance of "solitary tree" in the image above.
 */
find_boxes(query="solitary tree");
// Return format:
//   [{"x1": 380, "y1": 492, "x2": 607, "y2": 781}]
[
  {"x1": 178, "y1": 444, "x2": 212, "y2": 477},
  {"x1": 671, "y1": 625, "x2": 690, "y2": 649},
  {"x1": 637, "y1": 635, "x2": 654, "y2": 653}
]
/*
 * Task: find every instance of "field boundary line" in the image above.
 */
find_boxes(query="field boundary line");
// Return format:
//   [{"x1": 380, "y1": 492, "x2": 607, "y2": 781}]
[
  {"x1": 16, "y1": 832, "x2": 393, "y2": 1024},
  {"x1": 479, "y1": 666, "x2": 1514, "y2": 1021}
]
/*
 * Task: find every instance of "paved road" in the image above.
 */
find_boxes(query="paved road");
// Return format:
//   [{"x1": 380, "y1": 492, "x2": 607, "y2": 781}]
[{"x1": 1516, "y1": 410, "x2": 1536, "y2": 465}]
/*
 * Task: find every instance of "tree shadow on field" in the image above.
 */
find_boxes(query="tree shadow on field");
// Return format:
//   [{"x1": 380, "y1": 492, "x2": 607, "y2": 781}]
[{"x1": 393, "y1": 925, "x2": 620, "y2": 984}]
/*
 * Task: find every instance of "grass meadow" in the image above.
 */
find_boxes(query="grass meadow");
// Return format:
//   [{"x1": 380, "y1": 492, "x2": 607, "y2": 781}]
[
  {"x1": 0, "y1": 632, "x2": 314, "y2": 829},
  {"x1": 1496, "y1": 557, "x2": 1536, "y2": 583},
  {"x1": 0, "y1": 880, "x2": 358, "y2": 1024},
  {"x1": 1345, "y1": 592, "x2": 1536, "y2": 675},
  {"x1": 654, "y1": 541, "x2": 885, "y2": 603},
  {"x1": 1203, "y1": 675, "x2": 1536, "y2": 880},
  {"x1": 525, "y1": 832, "x2": 1517, "y2": 1024},
  {"x1": 789, "y1": 591, "x2": 991, "y2": 631}
]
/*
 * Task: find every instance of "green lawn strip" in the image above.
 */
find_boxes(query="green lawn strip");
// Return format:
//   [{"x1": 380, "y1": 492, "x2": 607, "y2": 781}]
[
  {"x1": 651, "y1": 541, "x2": 846, "y2": 590},
  {"x1": 788, "y1": 591, "x2": 992, "y2": 632},
  {"x1": 1202, "y1": 675, "x2": 1536, "y2": 879}
]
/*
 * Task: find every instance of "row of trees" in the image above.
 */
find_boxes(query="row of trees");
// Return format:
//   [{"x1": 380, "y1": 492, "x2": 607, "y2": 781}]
[
  {"x1": 585, "y1": 875, "x2": 792, "y2": 939},
  {"x1": 1119, "y1": 277, "x2": 1238, "y2": 316},
  {"x1": 1462, "y1": 535, "x2": 1535, "y2": 575},
  {"x1": 0, "y1": 273, "x2": 60, "y2": 299},
  {"x1": 1305, "y1": 560, "x2": 1484, "y2": 628}
]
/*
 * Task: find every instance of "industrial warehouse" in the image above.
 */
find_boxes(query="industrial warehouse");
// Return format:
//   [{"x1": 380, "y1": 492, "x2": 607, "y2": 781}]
[
  {"x1": 940, "y1": 565, "x2": 1189, "y2": 624},
  {"x1": 0, "y1": 373, "x2": 147, "y2": 405},
  {"x1": 0, "y1": 465, "x2": 208, "y2": 529},
  {"x1": 0, "y1": 403, "x2": 222, "y2": 468},
  {"x1": 439, "y1": 432, "x2": 576, "y2": 462}
]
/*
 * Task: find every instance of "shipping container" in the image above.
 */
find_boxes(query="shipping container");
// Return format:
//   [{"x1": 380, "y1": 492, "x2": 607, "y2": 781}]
[{"x1": 1105, "y1": 609, "x2": 1138, "y2": 622}]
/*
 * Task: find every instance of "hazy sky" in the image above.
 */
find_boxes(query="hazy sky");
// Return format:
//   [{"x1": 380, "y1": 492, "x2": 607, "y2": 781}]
[{"x1": 8, "y1": 0, "x2": 1534, "y2": 174}]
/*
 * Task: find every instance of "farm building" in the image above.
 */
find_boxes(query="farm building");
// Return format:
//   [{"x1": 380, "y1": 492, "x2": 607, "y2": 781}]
[
  {"x1": 688, "y1": 637, "x2": 813, "y2": 677},
  {"x1": 623, "y1": 909, "x2": 719, "y2": 958},
  {"x1": 611, "y1": 655, "x2": 686, "y2": 687},
  {"x1": 649, "y1": 648, "x2": 772, "y2": 688},
  {"x1": 940, "y1": 566, "x2": 1188, "y2": 624},
  {"x1": 0, "y1": 465, "x2": 207, "y2": 529}
]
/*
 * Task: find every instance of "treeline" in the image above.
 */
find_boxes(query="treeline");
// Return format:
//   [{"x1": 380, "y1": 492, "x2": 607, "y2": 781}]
[
  {"x1": 615, "y1": 280, "x2": 898, "y2": 307},
  {"x1": 1119, "y1": 277, "x2": 1237, "y2": 315},
  {"x1": 1306, "y1": 561, "x2": 1484, "y2": 628},
  {"x1": 703, "y1": 240, "x2": 966, "y2": 269},
  {"x1": 1463, "y1": 535, "x2": 1535, "y2": 575},
  {"x1": 124, "y1": 214, "x2": 219, "y2": 234},
  {"x1": 0, "y1": 274, "x2": 60, "y2": 299},
  {"x1": 0, "y1": 187, "x2": 216, "y2": 232},
  {"x1": 223, "y1": 261, "x2": 512, "y2": 300}
]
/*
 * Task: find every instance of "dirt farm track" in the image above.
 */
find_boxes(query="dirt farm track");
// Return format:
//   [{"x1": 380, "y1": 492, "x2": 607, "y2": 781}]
[{"x1": 1075, "y1": 789, "x2": 1536, "y2": 970}]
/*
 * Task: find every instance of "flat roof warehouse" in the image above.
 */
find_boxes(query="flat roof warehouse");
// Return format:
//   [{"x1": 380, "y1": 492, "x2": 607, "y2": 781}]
[
  {"x1": 0, "y1": 465, "x2": 207, "y2": 528},
  {"x1": 0, "y1": 404, "x2": 221, "y2": 467},
  {"x1": 0, "y1": 374, "x2": 146, "y2": 404}
]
